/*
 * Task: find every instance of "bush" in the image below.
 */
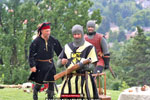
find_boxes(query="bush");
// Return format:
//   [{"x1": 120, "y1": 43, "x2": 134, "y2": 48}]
[
  {"x1": 2, "y1": 65, "x2": 30, "y2": 84},
  {"x1": 111, "y1": 79, "x2": 121, "y2": 90},
  {"x1": 0, "y1": 74, "x2": 4, "y2": 84},
  {"x1": 119, "y1": 81, "x2": 129, "y2": 91}
]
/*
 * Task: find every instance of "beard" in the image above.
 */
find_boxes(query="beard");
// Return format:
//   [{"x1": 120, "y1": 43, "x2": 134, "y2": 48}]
[{"x1": 73, "y1": 37, "x2": 85, "y2": 47}]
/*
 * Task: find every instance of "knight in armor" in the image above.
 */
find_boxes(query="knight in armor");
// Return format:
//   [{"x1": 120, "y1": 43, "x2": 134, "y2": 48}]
[
  {"x1": 84, "y1": 20, "x2": 110, "y2": 73},
  {"x1": 28, "y1": 22, "x2": 62, "y2": 100},
  {"x1": 57, "y1": 24, "x2": 99, "y2": 99}
]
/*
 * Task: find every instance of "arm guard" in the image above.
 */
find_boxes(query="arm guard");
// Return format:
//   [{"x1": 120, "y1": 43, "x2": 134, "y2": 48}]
[{"x1": 103, "y1": 54, "x2": 110, "y2": 69}]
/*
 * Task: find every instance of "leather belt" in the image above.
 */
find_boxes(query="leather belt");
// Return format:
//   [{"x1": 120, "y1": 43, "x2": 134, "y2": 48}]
[
  {"x1": 72, "y1": 73, "x2": 85, "y2": 76},
  {"x1": 37, "y1": 59, "x2": 52, "y2": 63},
  {"x1": 67, "y1": 72, "x2": 90, "y2": 76}
]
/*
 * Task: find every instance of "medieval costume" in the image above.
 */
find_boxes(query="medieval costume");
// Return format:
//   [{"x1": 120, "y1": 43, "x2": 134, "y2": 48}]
[
  {"x1": 57, "y1": 25, "x2": 99, "y2": 99},
  {"x1": 84, "y1": 20, "x2": 110, "y2": 73},
  {"x1": 28, "y1": 22, "x2": 62, "y2": 100}
]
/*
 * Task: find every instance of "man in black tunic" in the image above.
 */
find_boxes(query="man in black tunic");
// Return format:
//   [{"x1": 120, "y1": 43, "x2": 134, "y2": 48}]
[{"x1": 28, "y1": 22, "x2": 62, "y2": 100}]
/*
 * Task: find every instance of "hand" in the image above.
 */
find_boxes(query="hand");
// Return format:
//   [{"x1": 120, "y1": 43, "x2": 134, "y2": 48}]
[
  {"x1": 30, "y1": 67, "x2": 37, "y2": 72},
  {"x1": 78, "y1": 62, "x2": 84, "y2": 68},
  {"x1": 61, "y1": 58, "x2": 68, "y2": 65},
  {"x1": 81, "y1": 63, "x2": 95, "y2": 71},
  {"x1": 81, "y1": 66, "x2": 90, "y2": 71},
  {"x1": 104, "y1": 65, "x2": 109, "y2": 70}
]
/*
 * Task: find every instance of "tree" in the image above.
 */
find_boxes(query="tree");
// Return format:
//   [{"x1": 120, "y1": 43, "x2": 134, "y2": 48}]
[
  {"x1": 38, "y1": 0, "x2": 102, "y2": 45},
  {"x1": 97, "y1": 16, "x2": 110, "y2": 34},
  {"x1": 108, "y1": 30, "x2": 118, "y2": 43},
  {"x1": 0, "y1": 0, "x2": 40, "y2": 84},
  {"x1": 0, "y1": 0, "x2": 102, "y2": 84},
  {"x1": 112, "y1": 26, "x2": 150, "y2": 86},
  {"x1": 117, "y1": 28, "x2": 126, "y2": 42},
  {"x1": 129, "y1": 9, "x2": 150, "y2": 28}
]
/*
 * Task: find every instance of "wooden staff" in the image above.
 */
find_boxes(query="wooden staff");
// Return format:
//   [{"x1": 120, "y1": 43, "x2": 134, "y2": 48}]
[
  {"x1": 54, "y1": 59, "x2": 91, "y2": 80},
  {"x1": 0, "y1": 84, "x2": 22, "y2": 88}
]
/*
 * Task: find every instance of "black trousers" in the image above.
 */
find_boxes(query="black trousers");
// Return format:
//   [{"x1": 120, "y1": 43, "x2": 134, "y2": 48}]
[{"x1": 33, "y1": 82, "x2": 54, "y2": 100}]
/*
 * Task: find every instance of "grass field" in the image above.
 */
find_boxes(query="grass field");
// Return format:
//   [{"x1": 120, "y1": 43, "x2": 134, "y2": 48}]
[{"x1": 0, "y1": 88, "x2": 121, "y2": 100}]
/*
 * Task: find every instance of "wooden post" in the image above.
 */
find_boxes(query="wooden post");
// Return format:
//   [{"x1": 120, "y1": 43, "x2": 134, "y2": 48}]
[
  {"x1": 98, "y1": 72, "x2": 101, "y2": 95},
  {"x1": 92, "y1": 73, "x2": 111, "y2": 100},
  {"x1": 104, "y1": 73, "x2": 106, "y2": 95}
]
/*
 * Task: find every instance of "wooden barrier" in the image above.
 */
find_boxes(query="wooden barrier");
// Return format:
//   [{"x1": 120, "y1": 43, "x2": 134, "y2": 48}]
[{"x1": 92, "y1": 72, "x2": 111, "y2": 100}]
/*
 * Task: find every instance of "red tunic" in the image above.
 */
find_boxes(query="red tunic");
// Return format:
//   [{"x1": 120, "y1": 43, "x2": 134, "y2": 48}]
[{"x1": 84, "y1": 33, "x2": 104, "y2": 67}]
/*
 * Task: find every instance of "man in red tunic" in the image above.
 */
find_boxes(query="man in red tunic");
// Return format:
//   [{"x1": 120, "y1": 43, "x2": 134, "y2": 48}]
[{"x1": 84, "y1": 20, "x2": 110, "y2": 73}]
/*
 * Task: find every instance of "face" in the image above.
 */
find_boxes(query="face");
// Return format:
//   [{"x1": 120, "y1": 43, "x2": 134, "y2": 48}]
[
  {"x1": 41, "y1": 29, "x2": 51, "y2": 39},
  {"x1": 73, "y1": 33, "x2": 82, "y2": 39},
  {"x1": 87, "y1": 27, "x2": 95, "y2": 33}
]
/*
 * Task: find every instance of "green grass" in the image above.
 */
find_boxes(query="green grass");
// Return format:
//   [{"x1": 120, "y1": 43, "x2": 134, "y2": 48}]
[
  {"x1": 107, "y1": 90, "x2": 121, "y2": 100},
  {"x1": 0, "y1": 88, "x2": 121, "y2": 100},
  {"x1": 0, "y1": 88, "x2": 45, "y2": 100}
]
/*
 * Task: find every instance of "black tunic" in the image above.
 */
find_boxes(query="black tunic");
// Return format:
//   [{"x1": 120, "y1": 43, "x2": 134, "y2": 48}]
[{"x1": 28, "y1": 36, "x2": 62, "y2": 84}]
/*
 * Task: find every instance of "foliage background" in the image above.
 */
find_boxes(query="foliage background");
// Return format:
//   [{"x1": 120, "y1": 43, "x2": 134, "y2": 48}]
[
  {"x1": 0, "y1": 0, "x2": 101, "y2": 84},
  {"x1": 0, "y1": 0, "x2": 150, "y2": 92}
]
